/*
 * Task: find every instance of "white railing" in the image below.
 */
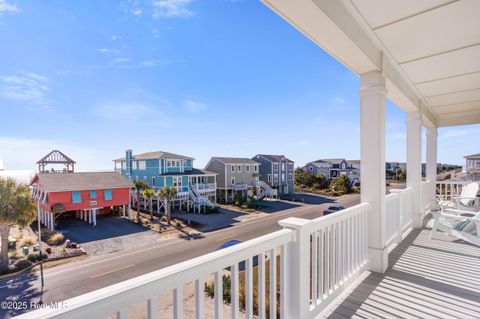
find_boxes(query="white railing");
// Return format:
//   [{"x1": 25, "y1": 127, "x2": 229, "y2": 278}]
[
  {"x1": 388, "y1": 187, "x2": 414, "y2": 245},
  {"x1": 193, "y1": 183, "x2": 217, "y2": 191},
  {"x1": 421, "y1": 181, "x2": 433, "y2": 212},
  {"x1": 385, "y1": 192, "x2": 401, "y2": 247},
  {"x1": 436, "y1": 180, "x2": 469, "y2": 201},
  {"x1": 297, "y1": 203, "x2": 370, "y2": 318},
  {"x1": 231, "y1": 183, "x2": 249, "y2": 190},
  {"x1": 19, "y1": 229, "x2": 294, "y2": 319},
  {"x1": 254, "y1": 181, "x2": 279, "y2": 198},
  {"x1": 20, "y1": 202, "x2": 376, "y2": 319}
]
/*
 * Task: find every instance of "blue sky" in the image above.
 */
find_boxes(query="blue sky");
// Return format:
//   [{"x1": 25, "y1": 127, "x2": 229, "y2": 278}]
[{"x1": 0, "y1": 0, "x2": 478, "y2": 171}]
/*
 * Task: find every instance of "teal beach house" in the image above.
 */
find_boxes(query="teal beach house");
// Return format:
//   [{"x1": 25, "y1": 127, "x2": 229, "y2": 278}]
[{"x1": 114, "y1": 150, "x2": 217, "y2": 212}]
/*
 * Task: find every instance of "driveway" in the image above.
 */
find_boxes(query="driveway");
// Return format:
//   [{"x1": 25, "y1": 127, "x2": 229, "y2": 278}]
[{"x1": 57, "y1": 215, "x2": 164, "y2": 255}]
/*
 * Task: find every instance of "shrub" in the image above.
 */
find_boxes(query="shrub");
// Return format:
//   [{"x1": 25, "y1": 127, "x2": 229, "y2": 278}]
[
  {"x1": 173, "y1": 219, "x2": 183, "y2": 228},
  {"x1": 47, "y1": 233, "x2": 65, "y2": 246},
  {"x1": 204, "y1": 281, "x2": 215, "y2": 298},
  {"x1": 246, "y1": 198, "x2": 257, "y2": 209},
  {"x1": 14, "y1": 259, "x2": 33, "y2": 271},
  {"x1": 40, "y1": 229, "x2": 56, "y2": 242},
  {"x1": 45, "y1": 247, "x2": 52, "y2": 254},
  {"x1": 160, "y1": 215, "x2": 168, "y2": 223},
  {"x1": 21, "y1": 239, "x2": 35, "y2": 246},
  {"x1": 27, "y1": 252, "x2": 47, "y2": 263},
  {"x1": 329, "y1": 175, "x2": 353, "y2": 196}
]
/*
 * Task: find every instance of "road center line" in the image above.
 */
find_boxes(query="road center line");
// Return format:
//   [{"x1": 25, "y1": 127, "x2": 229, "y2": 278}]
[{"x1": 89, "y1": 264, "x2": 135, "y2": 279}]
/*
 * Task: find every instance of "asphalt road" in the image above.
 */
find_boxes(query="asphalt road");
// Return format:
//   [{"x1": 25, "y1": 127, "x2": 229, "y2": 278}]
[{"x1": 0, "y1": 194, "x2": 360, "y2": 318}]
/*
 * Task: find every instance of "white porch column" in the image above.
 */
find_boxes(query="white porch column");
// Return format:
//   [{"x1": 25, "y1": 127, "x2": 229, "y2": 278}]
[
  {"x1": 88, "y1": 209, "x2": 92, "y2": 224},
  {"x1": 359, "y1": 71, "x2": 388, "y2": 273},
  {"x1": 122, "y1": 205, "x2": 126, "y2": 218},
  {"x1": 93, "y1": 209, "x2": 97, "y2": 226},
  {"x1": 50, "y1": 212, "x2": 55, "y2": 231},
  {"x1": 407, "y1": 111, "x2": 423, "y2": 228},
  {"x1": 426, "y1": 127, "x2": 438, "y2": 206}
]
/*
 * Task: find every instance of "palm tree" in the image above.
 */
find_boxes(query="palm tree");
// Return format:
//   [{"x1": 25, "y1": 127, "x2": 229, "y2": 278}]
[
  {"x1": 157, "y1": 186, "x2": 177, "y2": 225},
  {"x1": 0, "y1": 178, "x2": 36, "y2": 273},
  {"x1": 133, "y1": 180, "x2": 148, "y2": 223},
  {"x1": 143, "y1": 188, "x2": 155, "y2": 220}
]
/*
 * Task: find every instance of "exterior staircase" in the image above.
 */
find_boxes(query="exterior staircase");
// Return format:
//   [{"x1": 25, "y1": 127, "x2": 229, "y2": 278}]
[
  {"x1": 189, "y1": 185, "x2": 215, "y2": 211},
  {"x1": 254, "y1": 181, "x2": 278, "y2": 199}
]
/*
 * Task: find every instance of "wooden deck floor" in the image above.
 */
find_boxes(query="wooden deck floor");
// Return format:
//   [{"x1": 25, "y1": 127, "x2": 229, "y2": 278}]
[{"x1": 324, "y1": 221, "x2": 480, "y2": 319}]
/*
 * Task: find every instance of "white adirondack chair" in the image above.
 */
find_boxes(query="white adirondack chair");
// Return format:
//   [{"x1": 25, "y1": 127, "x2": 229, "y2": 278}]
[
  {"x1": 430, "y1": 208, "x2": 480, "y2": 246},
  {"x1": 438, "y1": 182, "x2": 479, "y2": 212}
]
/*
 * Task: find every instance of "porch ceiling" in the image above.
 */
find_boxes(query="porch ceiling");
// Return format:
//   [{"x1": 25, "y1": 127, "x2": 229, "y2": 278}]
[{"x1": 262, "y1": 0, "x2": 480, "y2": 127}]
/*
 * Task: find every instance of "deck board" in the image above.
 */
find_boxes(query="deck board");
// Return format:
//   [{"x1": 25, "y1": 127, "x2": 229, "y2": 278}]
[{"x1": 324, "y1": 222, "x2": 480, "y2": 319}]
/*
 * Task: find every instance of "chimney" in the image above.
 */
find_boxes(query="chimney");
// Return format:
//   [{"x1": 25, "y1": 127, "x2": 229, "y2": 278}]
[{"x1": 126, "y1": 149, "x2": 133, "y2": 176}]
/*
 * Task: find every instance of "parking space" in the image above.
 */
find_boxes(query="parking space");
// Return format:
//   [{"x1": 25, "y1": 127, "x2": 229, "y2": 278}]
[{"x1": 57, "y1": 215, "x2": 164, "y2": 255}]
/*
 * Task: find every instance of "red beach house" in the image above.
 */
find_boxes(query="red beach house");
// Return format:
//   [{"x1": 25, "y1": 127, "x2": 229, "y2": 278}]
[{"x1": 30, "y1": 151, "x2": 133, "y2": 230}]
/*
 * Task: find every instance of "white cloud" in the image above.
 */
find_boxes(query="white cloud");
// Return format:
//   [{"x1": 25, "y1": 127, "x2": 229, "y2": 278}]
[
  {"x1": 112, "y1": 34, "x2": 120, "y2": 41},
  {"x1": 132, "y1": 8, "x2": 142, "y2": 16},
  {"x1": 0, "y1": 72, "x2": 54, "y2": 110},
  {"x1": 104, "y1": 57, "x2": 170, "y2": 69},
  {"x1": 0, "y1": 0, "x2": 19, "y2": 14},
  {"x1": 183, "y1": 100, "x2": 206, "y2": 113},
  {"x1": 152, "y1": 0, "x2": 195, "y2": 18}
]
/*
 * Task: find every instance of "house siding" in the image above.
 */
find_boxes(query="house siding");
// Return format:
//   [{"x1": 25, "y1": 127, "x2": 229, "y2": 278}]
[
  {"x1": 253, "y1": 155, "x2": 295, "y2": 194},
  {"x1": 205, "y1": 159, "x2": 227, "y2": 188}
]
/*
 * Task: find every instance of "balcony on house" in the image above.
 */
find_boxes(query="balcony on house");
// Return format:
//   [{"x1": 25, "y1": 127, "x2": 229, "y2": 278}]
[{"x1": 17, "y1": 1, "x2": 480, "y2": 319}]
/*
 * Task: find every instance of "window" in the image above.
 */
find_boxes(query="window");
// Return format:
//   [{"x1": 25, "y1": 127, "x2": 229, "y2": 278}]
[
  {"x1": 132, "y1": 161, "x2": 137, "y2": 170},
  {"x1": 268, "y1": 174, "x2": 271, "y2": 182},
  {"x1": 274, "y1": 174, "x2": 278, "y2": 182},
  {"x1": 89, "y1": 190, "x2": 97, "y2": 199},
  {"x1": 274, "y1": 163, "x2": 279, "y2": 171},
  {"x1": 139, "y1": 161, "x2": 146, "y2": 170},
  {"x1": 255, "y1": 176, "x2": 259, "y2": 182},
  {"x1": 289, "y1": 163, "x2": 293, "y2": 170},
  {"x1": 231, "y1": 165, "x2": 235, "y2": 172},
  {"x1": 281, "y1": 173, "x2": 285, "y2": 182},
  {"x1": 254, "y1": 165, "x2": 258, "y2": 172},
  {"x1": 167, "y1": 160, "x2": 180, "y2": 167},
  {"x1": 246, "y1": 165, "x2": 250, "y2": 172},
  {"x1": 231, "y1": 177, "x2": 235, "y2": 185},
  {"x1": 104, "y1": 189, "x2": 112, "y2": 200},
  {"x1": 289, "y1": 173, "x2": 293, "y2": 181},
  {"x1": 281, "y1": 163, "x2": 285, "y2": 171},
  {"x1": 135, "y1": 176, "x2": 139, "y2": 181},
  {"x1": 309, "y1": 166, "x2": 313, "y2": 172},
  {"x1": 152, "y1": 176, "x2": 156, "y2": 186},
  {"x1": 121, "y1": 161, "x2": 126, "y2": 169},
  {"x1": 238, "y1": 165, "x2": 242, "y2": 172},
  {"x1": 173, "y1": 177, "x2": 182, "y2": 187},
  {"x1": 72, "y1": 191, "x2": 82, "y2": 203}
]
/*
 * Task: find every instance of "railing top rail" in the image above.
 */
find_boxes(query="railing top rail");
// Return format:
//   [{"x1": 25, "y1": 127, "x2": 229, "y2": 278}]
[
  {"x1": 386, "y1": 192, "x2": 400, "y2": 200},
  {"x1": 436, "y1": 181, "x2": 471, "y2": 185},
  {"x1": 18, "y1": 228, "x2": 294, "y2": 319},
  {"x1": 310, "y1": 202, "x2": 371, "y2": 229}
]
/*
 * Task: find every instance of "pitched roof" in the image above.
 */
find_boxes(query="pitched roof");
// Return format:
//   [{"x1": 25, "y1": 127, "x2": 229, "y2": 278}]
[
  {"x1": 317, "y1": 158, "x2": 346, "y2": 164},
  {"x1": 37, "y1": 150, "x2": 76, "y2": 164},
  {"x1": 255, "y1": 154, "x2": 294, "y2": 163},
  {"x1": 211, "y1": 157, "x2": 259, "y2": 165},
  {"x1": 114, "y1": 151, "x2": 194, "y2": 161},
  {"x1": 31, "y1": 172, "x2": 133, "y2": 192},
  {"x1": 464, "y1": 153, "x2": 480, "y2": 159}
]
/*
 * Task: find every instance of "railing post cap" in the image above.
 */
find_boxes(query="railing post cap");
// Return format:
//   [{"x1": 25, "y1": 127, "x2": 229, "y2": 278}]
[{"x1": 278, "y1": 217, "x2": 311, "y2": 229}]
